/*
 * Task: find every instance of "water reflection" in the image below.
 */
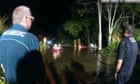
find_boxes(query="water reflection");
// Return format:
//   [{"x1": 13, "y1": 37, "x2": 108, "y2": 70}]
[
  {"x1": 52, "y1": 49, "x2": 63, "y2": 60},
  {"x1": 41, "y1": 47, "x2": 115, "y2": 84},
  {"x1": 96, "y1": 54, "x2": 102, "y2": 77},
  {"x1": 73, "y1": 47, "x2": 81, "y2": 56},
  {"x1": 105, "y1": 55, "x2": 112, "y2": 77}
]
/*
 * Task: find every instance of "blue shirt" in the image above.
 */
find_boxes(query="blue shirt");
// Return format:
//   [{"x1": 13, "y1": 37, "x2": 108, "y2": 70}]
[
  {"x1": 117, "y1": 36, "x2": 138, "y2": 74},
  {"x1": 0, "y1": 24, "x2": 39, "y2": 83}
]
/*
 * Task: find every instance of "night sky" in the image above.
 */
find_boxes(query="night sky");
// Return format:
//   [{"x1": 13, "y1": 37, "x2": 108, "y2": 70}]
[{"x1": 0, "y1": 0, "x2": 73, "y2": 36}]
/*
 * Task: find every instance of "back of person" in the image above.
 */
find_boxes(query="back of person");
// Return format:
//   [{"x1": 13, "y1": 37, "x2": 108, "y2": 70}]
[
  {"x1": 0, "y1": 39, "x2": 28, "y2": 83},
  {"x1": 0, "y1": 25, "x2": 39, "y2": 84},
  {"x1": 120, "y1": 36, "x2": 138, "y2": 75},
  {"x1": 0, "y1": 5, "x2": 39, "y2": 84},
  {"x1": 115, "y1": 23, "x2": 138, "y2": 84}
]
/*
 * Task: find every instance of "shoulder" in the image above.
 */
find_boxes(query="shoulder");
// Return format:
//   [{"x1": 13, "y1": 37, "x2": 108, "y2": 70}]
[
  {"x1": 119, "y1": 38, "x2": 127, "y2": 48},
  {"x1": 24, "y1": 32, "x2": 39, "y2": 50},
  {"x1": 120, "y1": 38, "x2": 126, "y2": 45},
  {"x1": 128, "y1": 36, "x2": 136, "y2": 43},
  {"x1": 25, "y1": 32, "x2": 39, "y2": 41}
]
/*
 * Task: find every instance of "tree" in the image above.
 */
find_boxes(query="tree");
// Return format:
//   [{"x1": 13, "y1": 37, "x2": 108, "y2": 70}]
[
  {"x1": 63, "y1": 20, "x2": 83, "y2": 38},
  {"x1": 80, "y1": 17, "x2": 93, "y2": 46},
  {"x1": 63, "y1": 0, "x2": 96, "y2": 46},
  {"x1": 103, "y1": 3, "x2": 140, "y2": 46},
  {"x1": 121, "y1": 3, "x2": 140, "y2": 27},
  {"x1": 0, "y1": 16, "x2": 8, "y2": 34},
  {"x1": 103, "y1": 3, "x2": 124, "y2": 46},
  {"x1": 97, "y1": 0, "x2": 102, "y2": 50}
]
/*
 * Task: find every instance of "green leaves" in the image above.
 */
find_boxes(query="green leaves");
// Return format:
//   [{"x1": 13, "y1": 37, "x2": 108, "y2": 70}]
[
  {"x1": 63, "y1": 20, "x2": 83, "y2": 38},
  {"x1": 0, "y1": 16, "x2": 8, "y2": 34}
]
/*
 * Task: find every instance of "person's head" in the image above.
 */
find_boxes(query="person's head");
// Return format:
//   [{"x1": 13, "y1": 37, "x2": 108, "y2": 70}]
[
  {"x1": 12, "y1": 5, "x2": 34, "y2": 30},
  {"x1": 122, "y1": 23, "x2": 133, "y2": 37}
]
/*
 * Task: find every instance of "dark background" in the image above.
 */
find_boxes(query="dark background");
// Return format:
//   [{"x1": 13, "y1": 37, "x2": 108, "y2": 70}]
[{"x1": 0, "y1": 0, "x2": 73, "y2": 36}]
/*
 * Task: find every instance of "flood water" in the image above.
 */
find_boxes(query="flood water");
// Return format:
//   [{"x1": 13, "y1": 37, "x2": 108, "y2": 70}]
[
  {"x1": 0, "y1": 46, "x2": 139, "y2": 84},
  {"x1": 41, "y1": 47, "x2": 140, "y2": 84},
  {"x1": 41, "y1": 47, "x2": 117, "y2": 84}
]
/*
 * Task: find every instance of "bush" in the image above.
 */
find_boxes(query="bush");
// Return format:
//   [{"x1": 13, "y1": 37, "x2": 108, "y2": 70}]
[
  {"x1": 133, "y1": 28, "x2": 140, "y2": 47},
  {"x1": 0, "y1": 16, "x2": 8, "y2": 34},
  {"x1": 99, "y1": 41, "x2": 119, "y2": 57}
]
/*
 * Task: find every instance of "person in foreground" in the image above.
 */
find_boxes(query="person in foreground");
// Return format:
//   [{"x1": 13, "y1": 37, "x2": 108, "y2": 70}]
[
  {"x1": 114, "y1": 23, "x2": 138, "y2": 84},
  {"x1": 0, "y1": 5, "x2": 46, "y2": 84}
]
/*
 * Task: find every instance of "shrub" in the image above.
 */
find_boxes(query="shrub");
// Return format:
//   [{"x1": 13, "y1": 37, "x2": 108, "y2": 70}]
[{"x1": 0, "y1": 16, "x2": 8, "y2": 34}]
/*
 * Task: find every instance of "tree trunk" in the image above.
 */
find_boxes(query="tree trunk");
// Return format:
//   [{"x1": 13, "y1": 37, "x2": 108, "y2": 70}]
[
  {"x1": 85, "y1": 27, "x2": 90, "y2": 47},
  {"x1": 107, "y1": 3, "x2": 118, "y2": 46},
  {"x1": 108, "y1": 32, "x2": 112, "y2": 46},
  {"x1": 97, "y1": 0, "x2": 102, "y2": 50}
]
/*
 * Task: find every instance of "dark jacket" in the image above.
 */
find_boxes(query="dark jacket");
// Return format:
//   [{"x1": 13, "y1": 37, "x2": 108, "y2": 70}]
[
  {"x1": 0, "y1": 24, "x2": 39, "y2": 83},
  {"x1": 117, "y1": 36, "x2": 138, "y2": 75}
]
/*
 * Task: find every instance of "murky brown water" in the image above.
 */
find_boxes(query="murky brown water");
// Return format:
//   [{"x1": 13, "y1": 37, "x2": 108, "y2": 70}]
[
  {"x1": 41, "y1": 47, "x2": 117, "y2": 84},
  {"x1": 0, "y1": 46, "x2": 139, "y2": 84}
]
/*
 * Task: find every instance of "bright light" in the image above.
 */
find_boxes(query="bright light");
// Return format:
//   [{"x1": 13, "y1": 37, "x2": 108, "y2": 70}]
[
  {"x1": 47, "y1": 40, "x2": 52, "y2": 45},
  {"x1": 90, "y1": 43, "x2": 94, "y2": 48},
  {"x1": 43, "y1": 37, "x2": 47, "y2": 43}
]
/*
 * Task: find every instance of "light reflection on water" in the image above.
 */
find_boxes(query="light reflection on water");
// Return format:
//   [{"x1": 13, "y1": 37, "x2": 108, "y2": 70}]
[
  {"x1": 41, "y1": 47, "x2": 115, "y2": 83},
  {"x1": 96, "y1": 54, "x2": 102, "y2": 77}
]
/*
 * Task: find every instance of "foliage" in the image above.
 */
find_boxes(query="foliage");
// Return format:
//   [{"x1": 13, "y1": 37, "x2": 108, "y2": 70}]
[
  {"x1": 0, "y1": 67, "x2": 5, "y2": 84},
  {"x1": 111, "y1": 26, "x2": 121, "y2": 43},
  {"x1": 63, "y1": 20, "x2": 83, "y2": 38},
  {"x1": 63, "y1": 17, "x2": 93, "y2": 45},
  {"x1": 57, "y1": 28, "x2": 73, "y2": 45},
  {"x1": 102, "y1": 3, "x2": 140, "y2": 47},
  {"x1": 99, "y1": 41, "x2": 119, "y2": 57},
  {"x1": 133, "y1": 28, "x2": 140, "y2": 48},
  {"x1": 0, "y1": 76, "x2": 5, "y2": 84},
  {"x1": 80, "y1": 17, "x2": 93, "y2": 28},
  {"x1": 63, "y1": 0, "x2": 97, "y2": 44},
  {"x1": 0, "y1": 16, "x2": 8, "y2": 34},
  {"x1": 121, "y1": 3, "x2": 140, "y2": 12},
  {"x1": 100, "y1": 26, "x2": 121, "y2": 56}
]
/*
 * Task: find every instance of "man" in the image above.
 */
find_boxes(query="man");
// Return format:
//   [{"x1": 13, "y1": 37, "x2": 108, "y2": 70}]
[
  {"x1": 0, "y1": 5, "x2": 42, "y2": 84},
  {"x1": 114, "y1": 23, "x2": 138, "y2": 84}
]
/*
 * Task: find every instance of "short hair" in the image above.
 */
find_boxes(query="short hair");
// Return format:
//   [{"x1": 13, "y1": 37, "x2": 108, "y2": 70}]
[
  {"x1": 12, "y1": 5, "x2": 31, "y2": 24},
  {"x1": 122, "y1": 23, "x2": 133, "y2": 34}
]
